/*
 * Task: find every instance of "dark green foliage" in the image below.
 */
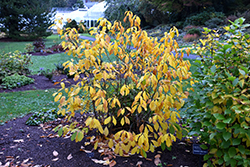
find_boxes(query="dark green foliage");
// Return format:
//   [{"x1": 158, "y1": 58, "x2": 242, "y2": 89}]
[
  {"x1": 33, "y1": 40, "x2": 46, "y2": 52},
  {"x1": 184, "y1": 11, "x2": 225, "y2": 27},
  {"x1": 65, "y1": 20, "x2": 78, "y2": 30},
  {"x1": 205, "y1": 18, "x2": 225, "y2": 28},
  {"x1": 0, "y1": 51, "x2": 32, "y2": 82},
  {"x1": 1, "y1": 73, "x2": 34, "y2": 89},
  {"x1": 26, "y1": 108, "x2": 62, "y2": 126},
  {"x1": 184, "y1": 18, "x2": 250, "y2": 166},
  {"x1": 0, "y1": 0, "x2": 55, "y2": 40},
  {"x1": 187, "y1": 28, "x2": 201, "y2": 36},
  {"x1": 39, "y1": 68, "x2": 54, "y2": 80}
]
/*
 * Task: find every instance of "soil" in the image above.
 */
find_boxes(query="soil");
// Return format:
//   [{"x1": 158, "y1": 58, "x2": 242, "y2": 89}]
[{"x1": 0, "y1": 53, "x2": 203, "y2": 167}]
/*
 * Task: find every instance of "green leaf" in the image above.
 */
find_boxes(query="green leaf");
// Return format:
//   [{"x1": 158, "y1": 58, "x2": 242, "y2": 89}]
[
  {"x1": 223, "y1": 118, "x2": 232, "y2": 124},
  {"x1": 223, "y1": 132, "x2": 231, "y2": 141},
  {"x1": 142, "y1": 149, "x2": 147, "y2": 158},
  {"x1": 213, "y1": 113, "x2": 225, "y2": 120},
  {"x1": 225, "y1": 109, "x2": 232, "y2": 115},
  {"x1": 230, "y1": 159, "x2": 237, "y2": 167},
  {"x1": 200, "y1": 144, "x2": 208, "y2": 149},
  {"x1": 239, "y1": 69, "x2": 246, "y2": 76},
  {"x1": 232, "y1": 78, "x2": 239, "y2": 87},
  {"x1": 161, "y1": 142, "x2": 166, "y2": 151},
  {"x1": 228, "y1": 147, "x2": 236, "y2": 158},
  {"x1": 232, "y1": 138, "x2": 241, "y2": 146},
  {"x1": 238, "y1": 145, "x2": 245, "y2": 154},
  {"x1": 58, "y1": 127, "x2": 63, "y2": 137},
  {"x1": 77, "y1": 131, "x2": 84, "y2": 142},
  {"x1": 223, "y1": 153, "x2": 230, "y2": 162},
  {"x1": 216, "y1": 122, "x2": 226, "y2": 130},
  {"x1": 218, "y1": 158, "x2": 224, "y2": 165},
  {"x1": 210, "y1": 65, "x2": 216, "y2": 73},
  {"x1": 216, "y1": 150, "x2": 223, "y2": 157},
  {"x1": 228, "y1": 76, "x2": 236, "y2": 81},
  {"x1": 71, "y1": 132, "x2": 77, "y2": 141}
]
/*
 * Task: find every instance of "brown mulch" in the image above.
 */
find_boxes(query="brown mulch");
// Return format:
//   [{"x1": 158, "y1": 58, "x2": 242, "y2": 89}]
[{"x1": 0, "y1": 52, "x2": 203, "y2": 167}]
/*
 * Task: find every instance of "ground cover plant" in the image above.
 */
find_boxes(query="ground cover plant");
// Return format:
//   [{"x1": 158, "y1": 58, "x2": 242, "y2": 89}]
[
  {"x1": 52, "y1": 11, "x2": 194, "y2": 163},
  {"x1": 184, "y1": 18, "x2": 250, "y2": 166}
]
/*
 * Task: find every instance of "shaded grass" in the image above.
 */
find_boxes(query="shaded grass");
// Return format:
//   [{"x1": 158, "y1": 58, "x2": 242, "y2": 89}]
[
  {"x1": 29, "y1": 53, "x2": 71, "y2": 74},
  {"x1": 0, "y1": 89, "x2": 58, "y2": 124},
  {"x1": 0, "y1": 35, "x2": 63, "y2": 53}
]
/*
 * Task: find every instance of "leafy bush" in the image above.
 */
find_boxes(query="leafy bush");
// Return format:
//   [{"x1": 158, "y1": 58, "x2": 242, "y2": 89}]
[
  {"x1": 205, "y1": 18, "x2": 225, "y2": 28},
  {"x1": 0, "y1": 51, "x2": 32, "y2": 82},
  {"x1": 65, "y1": 19, "x2": 78, "y2": 30},
  {"x1": 1, "y1": 73, "x2": 34, "y2": 89},
  {"x1": 39, "y1": 68, "x2": 54, "y2": 80},
  {"x1": 33, "y1": 39, "x2": 45, "y2": 52},
  {"x1": 183, "y1": 34, "x2": 199, "y2": 42},
  {"x1": 184, "y1": 18, "x2": 250, "y2": 166},
  {"x1": 184, "y1": 11, "x2": 225, "y2": 27},
  {"x1": 187, "y1": 28, "x2": 201, "y2": 36},
  {"x1": 54, "y1": 11, "x2": 192, "y2": 157},
  {"x1": 26, "y1": 108, "x2": 62, "y2": 126},
  {"x1": 25, "y1": 43, "x2": 34, "y2": 53}
]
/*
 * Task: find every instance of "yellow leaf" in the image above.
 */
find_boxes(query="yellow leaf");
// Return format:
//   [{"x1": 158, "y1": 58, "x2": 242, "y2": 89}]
[
  {"x1": 104, "y1": 127, "x2": 109, "y2": 136},
  {"x1": 104, "y1": 116, "x2": 111, "y2": 125},
  {"x1": 154, "y1": 122, "x2": 159, "y2": 131},
  {"x1": 147, "y1": 124, "x2": 153, "y2": 132},
  {"x1": 150, "y1": 143, "x2": 155, "y2": 152},
  {"x1": 60, "y1": 82, "x2": 65, "y2": 89},
  {"x1": 108, "y1": 139, "x2": 114, "y2": 148},
  {"x1": 112, "y1": 116, "x2": 117, "y2": 125},
  {"x1": 139, "y1": 124, "x2": 144, "y2": 133},
  {"x1": 166, "y1": 135, "x2": 172, "y2": 147},
  {"x1": 94, "y1": 141, "x2": 98, "y2": 150},
  {"x1": 125, "y1": 116, "x2": 130, "y2": 124},
  {"x1": 121, "y1": 117, "x2": 125, "y2": 126},
  {"x1": 55, "y1": 93, "x2": 62, "y2": 102}
]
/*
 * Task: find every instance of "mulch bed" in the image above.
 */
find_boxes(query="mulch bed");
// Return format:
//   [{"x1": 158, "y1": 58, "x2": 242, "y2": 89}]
[{"x1": 0, "y1": 52, "x2": 203, "y2": 167}]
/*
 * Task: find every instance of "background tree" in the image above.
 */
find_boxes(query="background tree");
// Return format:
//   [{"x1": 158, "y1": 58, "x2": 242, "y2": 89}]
[
  {"x1": 0, "y1": 0, "x2": 55, "y2": 40},
  {"x1": 148, "y1": 0, "x2": 250, "y2": 22},
  {"x1": 104, "y1": 0, "x2": 168, "y2": 28}
]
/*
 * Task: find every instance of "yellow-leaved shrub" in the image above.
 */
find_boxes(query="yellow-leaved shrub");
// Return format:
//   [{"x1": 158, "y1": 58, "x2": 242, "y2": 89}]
[{"x1": 53, "y1": 11, "x2": 193, "y2": 157}]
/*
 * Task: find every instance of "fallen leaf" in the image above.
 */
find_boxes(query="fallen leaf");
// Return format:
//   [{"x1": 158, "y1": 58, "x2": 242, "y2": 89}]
[
  {"x1": 109, "y1": 160, "x2": 116, "y2": 167},
  {"x1": 167, "y1": 164, "x2": 173, "y2": 166},
  {"x1": 22, "y1": 158, "x2": 30, "y2": 163},
  {"x1": 136, "y1": 161, "x2": 143, "y2": 166},
  {"x1": 52, "y1": 158, "x2": 59, "y2": 161},
  {"x1": 67, "y1": 154, "x2": 73, "y2": 160},
  {"x1": 84, "y1": 150, "x2": 92, "y2": 153},
  {"x1": 91, "y1": 159, "x2": 109, "y2": 165},
  {"x1": 155, "y1": 154, "x2": 161, "y2": 159},
  {"x1": 20, "y1": 163, "x2": 29, "y2": 167},
  {"x1": 53, "y1": 150, "x2": 59, "y2": 157},
  {"x1": 0, "y1": 152, "x2": 3, "y2": 155},
  {"x1": 154, "y1": 156, "x2": 161, "y2": 166},
  {"x1": 13, "y1": 139, "x2": 24, "y2": 143}
]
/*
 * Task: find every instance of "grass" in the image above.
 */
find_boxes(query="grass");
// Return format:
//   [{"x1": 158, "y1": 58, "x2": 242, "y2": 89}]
[
  {"x1": 0, "y1": 89, "x2": 58, "y2": 124},
  {"x1": 0, "y1": 35, "x2": 63, "y2": 53},
  {"x1": 30, "y1": 53, "x2": 72, "y2": 74}
]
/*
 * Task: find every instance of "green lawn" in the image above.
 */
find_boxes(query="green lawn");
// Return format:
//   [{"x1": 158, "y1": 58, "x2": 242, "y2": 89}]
[
  {"x1": 0, "y1": 34, "x2": 63, "y2": 53},
  {"x1": 30, "y1": 53, "x2": 71, "y2": 74},
  {"x1": 0, "y1": 89, "x2": 58, "y2": 124}
]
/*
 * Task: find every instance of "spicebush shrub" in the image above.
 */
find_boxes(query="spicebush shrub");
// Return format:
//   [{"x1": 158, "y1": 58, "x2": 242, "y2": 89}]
[
  {"x1": 184, "y1": 18, "x2": 250, "y2": 166},
  {"x1": 53, "y1": 11, "x2": 193, "y2": 157},
  {"x1": 0, "y1": 51, "x2": 32, "y2": 83},
  {"x1": 1, "y1": 73, "x2": 34, "y2": 89}
]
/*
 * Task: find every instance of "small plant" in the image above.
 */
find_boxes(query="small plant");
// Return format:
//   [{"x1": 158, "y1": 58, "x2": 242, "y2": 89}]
[
  {"x1": 25, "y1": 43, "x2": 33, "y2": 53},
  {"x1": 183, "y1": 34, "x2": 199, "y2": 42},
  {"x1": 26, "y1": 108, "x2": 63, "y2": 126},
  {"x1": 50, "y1": 44, "x2": 64, "y2": 52},
  {"x1": 39, "y1": 68, "x2": 54, "y2": 80},
  {"x1": 187, "y1": 28, "x2": 201, "y2": 36},
  {"x1": 33, "y1": 39, "x2": 45, "y2": 52},
  {"x1": 0, "y1": 73, "x2": 34, "y2": 89},
  {"x1": 0, "y1": 51, "x2": 32, "y2": 82}
]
